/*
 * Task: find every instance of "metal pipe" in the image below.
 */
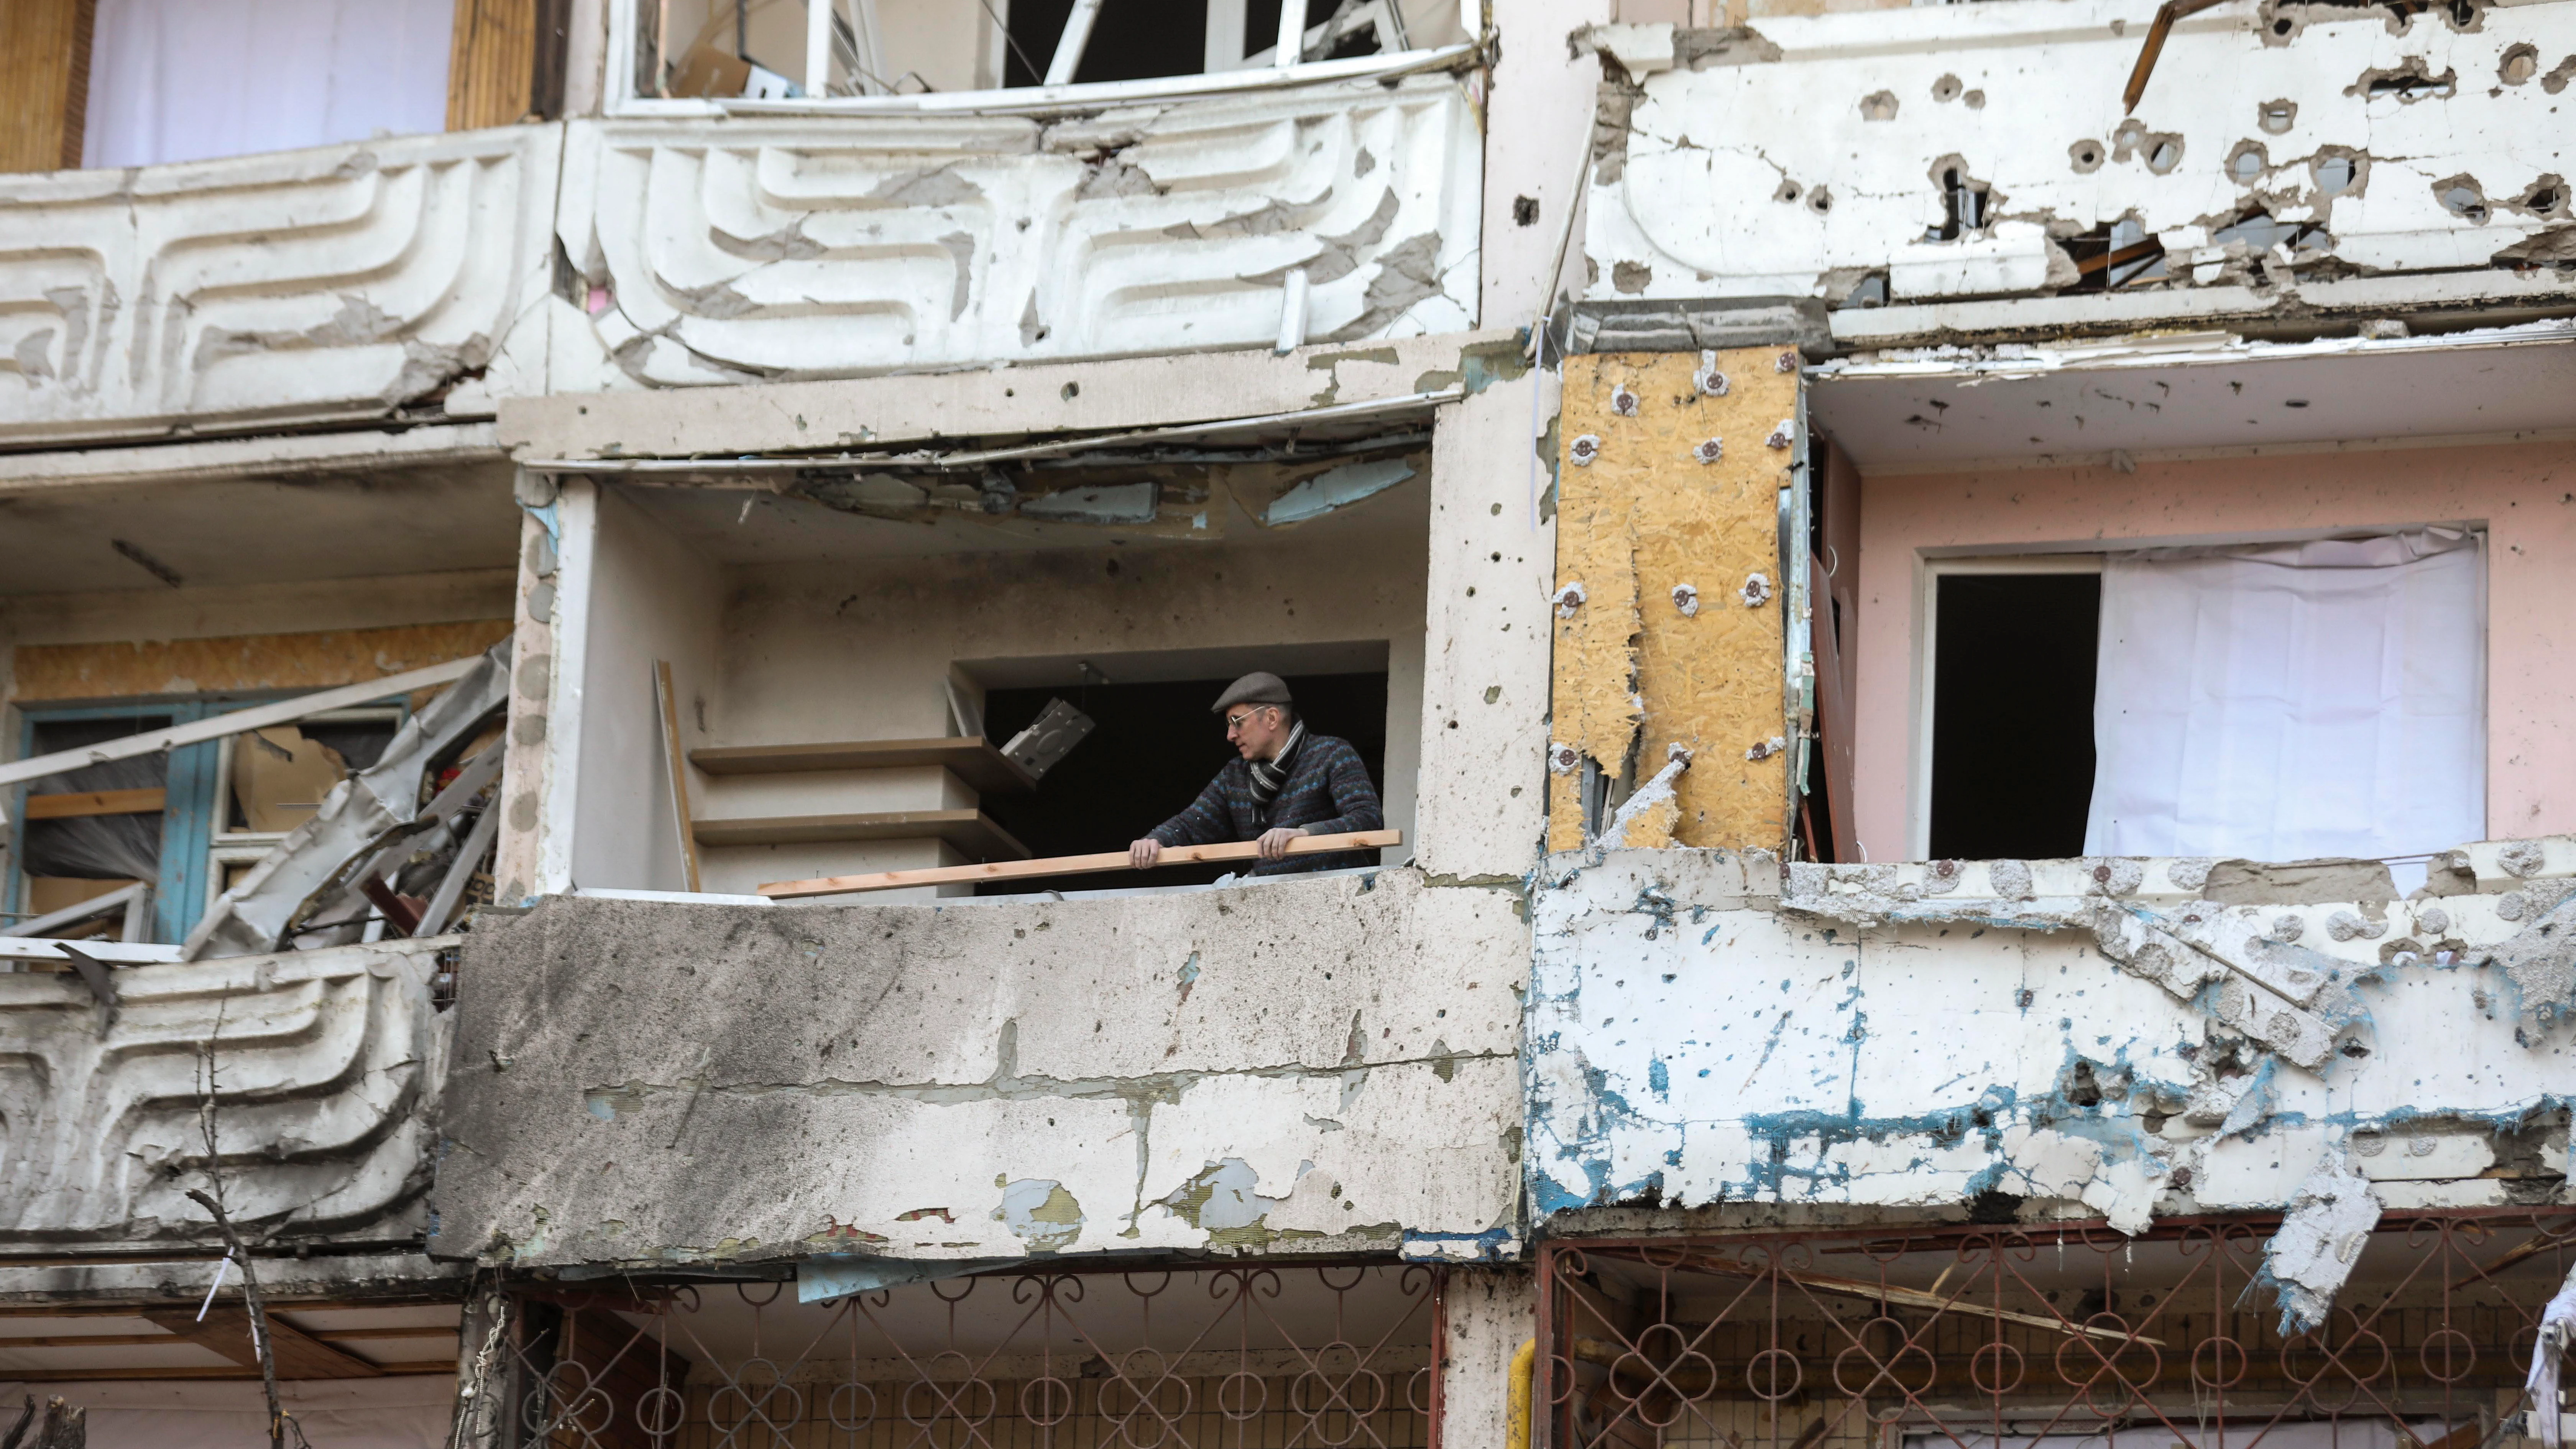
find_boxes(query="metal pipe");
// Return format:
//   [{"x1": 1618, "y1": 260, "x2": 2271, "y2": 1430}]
[
  {"x1": 1045, "y1": 0, "x2": 1106, "y2": 85},
  {"x1": 1273, "y1": 0, "x2": 1304, "y2": 67}
]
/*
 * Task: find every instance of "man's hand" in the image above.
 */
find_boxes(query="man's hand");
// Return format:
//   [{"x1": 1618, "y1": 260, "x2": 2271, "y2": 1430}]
[
  {"x1": 1129, "y1": 838, "x2": 1162, "y2": 869},
  {"x1": 1256, "y1": 826, "x2": 1309, "y2": 861}
]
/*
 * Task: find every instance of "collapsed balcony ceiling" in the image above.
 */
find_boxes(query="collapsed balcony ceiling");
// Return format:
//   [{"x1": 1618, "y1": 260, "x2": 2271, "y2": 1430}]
[{"x1": 1807, "y1": 323, "x2": 2576, "y2": 470}]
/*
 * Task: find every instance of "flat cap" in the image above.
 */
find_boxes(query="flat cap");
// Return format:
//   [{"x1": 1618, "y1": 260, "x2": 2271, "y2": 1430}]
[{"x1": 1211, "y1": 671, "x2": 1293, "y2": 713}]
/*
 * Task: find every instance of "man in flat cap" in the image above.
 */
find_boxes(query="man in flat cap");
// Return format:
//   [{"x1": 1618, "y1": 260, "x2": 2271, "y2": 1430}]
[{"x1": 1128, "y1": 672, "x2": 1383, "y2": 875}]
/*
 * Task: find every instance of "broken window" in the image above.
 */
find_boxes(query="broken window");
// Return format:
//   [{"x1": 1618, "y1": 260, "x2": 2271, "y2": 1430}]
[
  {"x1": 976, "y1": 669, "x2": 1388, "y2": 894},
  {"x1": 9, "y1": 700, "x2": 412, "y2": 946},
  {"x1": 1920, "y1": 531, "x2": 2486, "y2": 868},
  {"x1": 0, "y1": 0, "x2": 566, "y2": 174},
  {"x1": 632, "y1": 0, "x2": 1470, "y2": 108},
  {"x1": 210, "y1": 709, "x2": 402, "y2": 900},
  {"x1": 1924, "y1": 564, "x2": 2101, "y2": 861},
  {"x1": 11, "y1": 711, "x2": 175, "y2": 945}
]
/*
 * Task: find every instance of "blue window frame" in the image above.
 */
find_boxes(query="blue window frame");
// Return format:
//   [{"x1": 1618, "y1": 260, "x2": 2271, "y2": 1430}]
[{"x1": 10, "y1": 691, "x2": 411, "y2": 945}]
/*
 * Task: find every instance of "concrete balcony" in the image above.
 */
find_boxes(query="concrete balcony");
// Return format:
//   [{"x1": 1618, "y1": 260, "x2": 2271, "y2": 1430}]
[
  {"x1": 1576, "y1": 0, "x2": 2576, "y2": 350},
  {"x1": 0, "y1": 938, "x2": 453, "y2": 1260},
  {"x1": 553, "y1": 74, "x2": 1482, "y2": 387},
  {"x1": 0, "y1": 127, "x2": 558, "y2": 447},
  {"x1": 0, "y1": 74, "x2": 1479, "y2": 445},
  {"x1": 427, "y1": 871, "x2": 1526, "y2": 1274},
  {"x1": 1526, "y1": 837, "x2": 2576, "y2": 1233}
]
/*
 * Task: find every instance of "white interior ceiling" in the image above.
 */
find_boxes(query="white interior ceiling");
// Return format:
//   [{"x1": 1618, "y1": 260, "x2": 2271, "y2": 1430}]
[
  {"x1": 1807, "y1": 331, "x2": 2576, "y2": 472},
  {"x1": 625, "y1": 463, "x2": 1432, "y2": 565},
  {"x1": 0, "y1": 463, "x2": 520, "y2": 596}
]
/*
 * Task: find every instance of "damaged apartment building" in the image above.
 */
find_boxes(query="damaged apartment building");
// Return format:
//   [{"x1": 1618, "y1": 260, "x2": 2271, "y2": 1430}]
[{"x1": 0, "y1": 0, "x2": 2571, "y2": 1443}]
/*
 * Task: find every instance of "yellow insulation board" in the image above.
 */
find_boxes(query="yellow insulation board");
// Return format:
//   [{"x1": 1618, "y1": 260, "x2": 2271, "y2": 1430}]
[
  {"x1": 1547, "y1": 349, "x2": 1797, "y2": 853},
  {"x1": 12, "y1": 620, "x2": 513, "y2": 703}
]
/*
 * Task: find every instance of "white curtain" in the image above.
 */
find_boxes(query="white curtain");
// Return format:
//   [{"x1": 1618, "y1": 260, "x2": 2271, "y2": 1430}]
[
  {"x1": 84, "y1": 0, "x2": 457, "y2": 170},
  {"x1": 2085, "y1": 529, "x2": 2484, "y2": 864}
]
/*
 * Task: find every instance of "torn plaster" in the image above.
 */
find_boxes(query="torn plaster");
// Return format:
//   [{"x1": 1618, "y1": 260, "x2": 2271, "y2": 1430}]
[
  {"x1": 0, "y1": 127, "x2": 557, "y2": 446},
  {"x1": 1579, "y1": 2, "x2": 2576, "y2": 326},
  {"x1": 2259, "y1": 1149, "x2": 2382, "y2": 1335},
  {"x1": 1527, "y1": 846, "x2": 2576, "y2": 1234},
  {"x1": 1547, "y1": 351, "x2": 1796, "y2": 854},
  {"x1": 432, "y1": 871, "x2": 1526, "y2": 1268},
  {"x1": 0, "y1": 938, "x2": 452, "y2": 1254}
]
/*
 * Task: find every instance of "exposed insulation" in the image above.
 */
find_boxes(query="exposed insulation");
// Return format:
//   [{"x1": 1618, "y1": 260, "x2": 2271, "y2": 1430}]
[
  {"x1": 1547, "y1": 350, "x2": 1793, "y2": 852},
  {"x1": 11, "y1": 621, "x2": 513, "y2": 703}
]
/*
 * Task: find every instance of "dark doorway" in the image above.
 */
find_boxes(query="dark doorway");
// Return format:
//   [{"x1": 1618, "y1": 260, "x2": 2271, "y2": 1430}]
[
  {"x1": 1927, "y1": 572, "x2": 2100, "y2": 860},
  {"x1": 978, "y1": 672, "x2": 1388, "y2": 894}
]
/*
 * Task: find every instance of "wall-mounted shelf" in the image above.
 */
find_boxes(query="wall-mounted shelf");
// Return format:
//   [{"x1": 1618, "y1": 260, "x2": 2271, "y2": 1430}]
[
  {"x1": 687, "y1": 737, "x2": 1036, "y2": 795},
  {"x1": 691, "y1": 809, "x2": 1029, "y2": 860}
]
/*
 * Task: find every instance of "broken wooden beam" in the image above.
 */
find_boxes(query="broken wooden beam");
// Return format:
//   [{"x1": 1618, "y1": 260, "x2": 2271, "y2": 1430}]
[
  {"x1": 757, "y1": 828, "x2": 1402, "y2": 899},
  {"x1": 139, "y1": 1306, "x2": 385, "y2": 1379}
]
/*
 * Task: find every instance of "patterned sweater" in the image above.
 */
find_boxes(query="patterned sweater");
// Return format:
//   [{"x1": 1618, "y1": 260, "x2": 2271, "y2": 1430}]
[{"x1": 1147, "y1": 734, "x2": 1384, "y2": 875}]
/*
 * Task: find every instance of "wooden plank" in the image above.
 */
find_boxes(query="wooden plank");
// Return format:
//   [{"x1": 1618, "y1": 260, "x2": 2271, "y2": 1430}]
[
  {"x1": 0, "y1": 0, "x2": 93, "y2": 173},
  {"x1": 0, "y1": 657, "x2": 480, "y2": 795},
  {"x1": 654, "y1": 662, "x2": 703, "y2": 892},
  {"x1": 139, "y1": 1306, "x2": 384, "y2": 1379},
  {"x1": 446, "y1": 0, "x2": 537, "y2": 130},
  {"x1": 758, "y1": 828, "x2": 1401, "y2": 899},
  {"x1": 0, "y1": 1328, "x2": 449, "y2": 1347},
  {"x1": 25, "y1": 789, "x2": 166, "y2": 820},
  {"x1": 695, "y1": 809, "x2": 1029, "y2": 859},
  {"x1": 0, "y1": 1298, "x2": 439, "y2": 1319},
  {"x1": 0, "y1": 1333, "x2": 182, "y2": 1347},
  {"x1": 688, "y1": 737, "x2": 1038, "y2": 795},
  {"x1": 0, "y1": 1362, "x2": 455, "y2": 1382}
]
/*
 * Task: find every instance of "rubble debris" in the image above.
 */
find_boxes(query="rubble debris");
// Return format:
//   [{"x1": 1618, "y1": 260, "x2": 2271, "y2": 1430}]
[
  {"x1": 2531, "y1": 1261, "x2": 2576, "y2": 1449},
  {"x1": 999, "y1": 698, "x2": 1097, "y2": 780},
  {"x1": 186, "y1": 644, "x2": 512, "y2": 958},
  {"x1": 2257, "y1": 1149, "x2": 2381, "y2": 1336}
]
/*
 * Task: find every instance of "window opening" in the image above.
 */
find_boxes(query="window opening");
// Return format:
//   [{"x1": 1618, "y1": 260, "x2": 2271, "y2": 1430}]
[
  {"x1": 1927, "y1": 572, "x2": 2100, "y2": 860},
  {"x1": 1003, "y1": 0, "x2": 1213, "y2": 88},
  {"x1": 633, "y1": 0, "x2": 1463, "y2": 110},
  {"x1": 13, "y1": 713, "x2": 174, "y2": 944},
  {"x1": 977, "y1": 670, "x2": 1386, "y2": 894}
]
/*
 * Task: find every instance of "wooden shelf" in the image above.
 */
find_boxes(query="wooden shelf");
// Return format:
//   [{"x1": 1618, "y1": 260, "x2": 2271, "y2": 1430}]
[
  {"x1": 692, "y1": 808, "x2": 1030, "y2": 859},
  {"x1": 687, "y1": 737, "x2": 1037, "y2": 795}
]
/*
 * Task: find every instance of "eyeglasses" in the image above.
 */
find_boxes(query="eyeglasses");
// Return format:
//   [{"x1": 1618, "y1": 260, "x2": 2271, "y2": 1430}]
[{"x1": 1225, "y1": 708, "x2": 1270, "y2": 731}]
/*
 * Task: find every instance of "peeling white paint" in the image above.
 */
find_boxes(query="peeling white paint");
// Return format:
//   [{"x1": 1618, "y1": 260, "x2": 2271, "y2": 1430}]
[
  {"x1": 1582, "y1": 2, "x2": 2576, "y2": 324},
  {"x1": 1528, "y1": 844, "x2": 2576, "y2": 1237}
]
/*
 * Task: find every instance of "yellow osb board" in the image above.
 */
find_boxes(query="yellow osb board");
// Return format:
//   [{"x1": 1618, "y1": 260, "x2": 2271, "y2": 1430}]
[
  {"x1": 1548, "y1": 349, "x2": 1797, "y2": 853},
  {"x1": 12, "y1": 621, "x2": 513, "y2": 703}
]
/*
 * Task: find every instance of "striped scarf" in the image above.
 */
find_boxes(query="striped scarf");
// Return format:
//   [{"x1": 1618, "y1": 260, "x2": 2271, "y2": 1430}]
[{"x1": 1247, "y1": 720, "x2": 1308, "y2": 825}]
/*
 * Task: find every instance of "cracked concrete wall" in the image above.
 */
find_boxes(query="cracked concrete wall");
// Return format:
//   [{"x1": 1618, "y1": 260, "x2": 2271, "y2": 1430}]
[
  {"x1": 0, "y1": 126, "x2": 557, "y2": 447},
  {"x1": 430, "y1": 872, "x2": 1526, "y2": 1269},
  {"x1": 1417, "y1": 360, "x2": 1557, "y2": 879},
  {"x1": 1547, "y1": 350, "x2": 1799, "y2": 854},
  {"x1": 1848, "y1": 441, "x2": 2576, "y2": 859},
  {"x1": 1527, "y1": 842, "x2": 2575, "y2": 1237},
  {"x1": 1580, "y1": 0, "x2": 2576, "y2": 340},
  {"x1": 548, "y1": 77, "x2": 1481, "y2": 389}
]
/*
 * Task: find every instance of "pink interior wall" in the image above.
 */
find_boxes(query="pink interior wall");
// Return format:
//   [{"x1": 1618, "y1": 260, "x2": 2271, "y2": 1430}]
[{"x1": 1849, "y1": 441, "x2": 2576, "y2": 862}]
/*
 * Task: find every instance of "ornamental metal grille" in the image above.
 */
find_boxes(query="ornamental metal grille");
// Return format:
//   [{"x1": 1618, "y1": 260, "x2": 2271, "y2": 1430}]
[
  {"x1": 491, "y1": 1264, "x2": 1441, "y2": 1449},
  {"x1": 1537, "y1": 1211, "x2": 2576, "y2": 1449}
]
